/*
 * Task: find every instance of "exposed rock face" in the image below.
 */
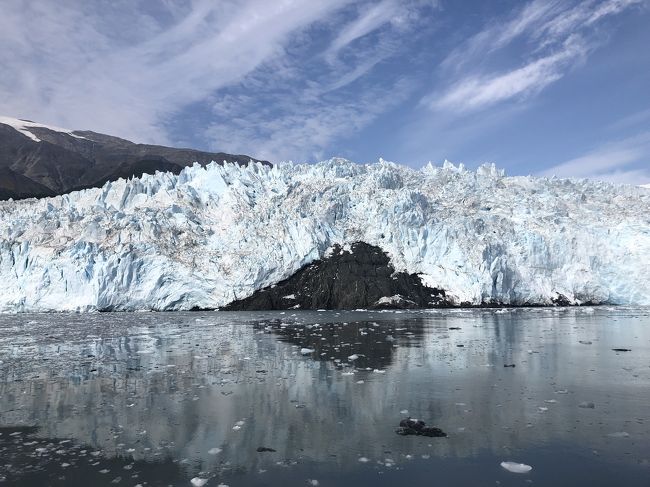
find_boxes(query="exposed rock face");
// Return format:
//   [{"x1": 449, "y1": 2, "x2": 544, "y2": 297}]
[
  {"x1": 222, "y1": 242, "x2": 450, "y2": 310},
  {"x1": 0, "y1": 116, "x2": 266, "y2": 200},
  {"x1": 396, "y1": 418, "x2": 447, "y2": 437},
  {"x1": 0, "y1": 166, "x2": 56, "y2": 200}
]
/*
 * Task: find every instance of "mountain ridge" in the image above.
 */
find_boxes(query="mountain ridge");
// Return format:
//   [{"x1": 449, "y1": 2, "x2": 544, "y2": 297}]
[{"x1": 0, "y1": 115, "x2": 267, "y2": 200}]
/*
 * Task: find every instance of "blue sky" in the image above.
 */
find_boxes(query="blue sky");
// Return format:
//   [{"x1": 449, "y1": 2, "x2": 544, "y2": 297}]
[{"x1": 1, "y1": 0, "x2": 649, "y2": 183}]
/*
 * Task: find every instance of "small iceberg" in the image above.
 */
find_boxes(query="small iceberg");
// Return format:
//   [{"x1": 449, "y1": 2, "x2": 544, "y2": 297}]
[{"x1": 500, "y1": 461, "x2": 532, "y2": 473}]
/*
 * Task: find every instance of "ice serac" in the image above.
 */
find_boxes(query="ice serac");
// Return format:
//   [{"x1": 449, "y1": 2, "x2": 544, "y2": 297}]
[{"x1": 0, "y1": 158, "x2": 649, "y2": 312}]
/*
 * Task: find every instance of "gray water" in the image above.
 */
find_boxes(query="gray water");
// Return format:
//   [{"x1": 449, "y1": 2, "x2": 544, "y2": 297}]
[{"x1": 0, "y1": 307, "x2": 648, "y2": 486}]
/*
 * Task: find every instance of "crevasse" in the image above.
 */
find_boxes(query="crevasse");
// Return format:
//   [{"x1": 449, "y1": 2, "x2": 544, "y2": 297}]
[{"x1": 0, "y1": 158, "x2": 649, "y2": 312}]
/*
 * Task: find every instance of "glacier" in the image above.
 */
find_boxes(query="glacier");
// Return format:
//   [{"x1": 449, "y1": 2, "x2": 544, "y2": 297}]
[{"x1": 0, "y1": 158, "x2": 649, "y2": 312}]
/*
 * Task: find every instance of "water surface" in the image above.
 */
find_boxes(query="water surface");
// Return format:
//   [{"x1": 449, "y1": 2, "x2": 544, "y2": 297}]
[{"x1": 0, "y1": 308, "x2": 649, "y2": 486}]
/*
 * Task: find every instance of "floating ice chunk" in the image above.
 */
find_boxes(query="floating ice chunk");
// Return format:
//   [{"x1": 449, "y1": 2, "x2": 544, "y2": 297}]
[
  {"x1": 607, "y1": 431, "x2": 630, "y2": 438},
  {"x1": 191, "y1": 478, "x2": 209, "y2": 486},
  {"x1": 500, "y1": 461, "x2": 532, "y2": 473},
  {"x1": 307, "y1": 480, "x2": 319, "y2": 486},
  {"x1": 358, "y1": 457, "x2": 370, "y2": 463},
  {"x1": 348, "y1": 354, "x2": 359, "y2": 361},
  {"x1": 300, "y1": 348, "x2": 315, "y2": 355},
  {"x1": 208, "y1": 447, "x2": 222, "y2": 455}
]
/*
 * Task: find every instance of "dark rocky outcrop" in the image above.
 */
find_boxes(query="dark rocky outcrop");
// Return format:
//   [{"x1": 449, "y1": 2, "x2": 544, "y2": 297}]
[
  {"x1": 551, "y1": 293, "x2": 572, "y2": 306},
  {"x1": 396, "y1": 418, "x2": 447, "y2": 438},
  {"x1": 0, "y1": 119, "x2": 267, "y2": 200},
  {"x1": 222, "y1": 242, "x2": 451, "y2": 311}
]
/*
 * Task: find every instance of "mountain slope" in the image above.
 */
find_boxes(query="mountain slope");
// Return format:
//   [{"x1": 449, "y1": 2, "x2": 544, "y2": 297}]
[
  {"x1": 0, "y1": 116, "x2": 266, "y2": 200},
  {"x1": 0, "y1": 158, "x2": 649, "y2": 312},
  {"x1": 0, "y1": 167, "x2": 56, "y2": 200}
]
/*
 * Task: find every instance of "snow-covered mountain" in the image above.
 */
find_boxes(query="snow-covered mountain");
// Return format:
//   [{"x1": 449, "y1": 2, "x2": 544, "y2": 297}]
[{"x1": 0, "y1": 158, "x2": 649, "y2": 312}]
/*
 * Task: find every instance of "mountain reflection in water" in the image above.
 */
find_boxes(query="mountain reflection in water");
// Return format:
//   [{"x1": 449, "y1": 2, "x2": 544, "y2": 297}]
[{"x1": 0, "y1": 308, "x2": 649, "y2": 486}]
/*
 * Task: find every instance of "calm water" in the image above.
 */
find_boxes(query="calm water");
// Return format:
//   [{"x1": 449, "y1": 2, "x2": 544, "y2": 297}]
[{"x1": 0, "y1": 308, "x2": 649, "y2": 486}]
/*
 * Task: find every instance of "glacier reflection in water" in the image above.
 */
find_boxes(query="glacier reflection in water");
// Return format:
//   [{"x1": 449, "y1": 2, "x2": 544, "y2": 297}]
[{"x1": 0, "y1": 308, "x2": 649, "y2": 486}]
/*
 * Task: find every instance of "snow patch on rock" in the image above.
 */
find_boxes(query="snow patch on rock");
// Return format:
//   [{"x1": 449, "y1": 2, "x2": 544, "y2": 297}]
[{"x1": 0, "y1": 115, "x2": 87, "y2": 142}]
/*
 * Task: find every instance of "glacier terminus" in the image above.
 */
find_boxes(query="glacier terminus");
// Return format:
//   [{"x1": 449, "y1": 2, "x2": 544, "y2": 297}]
[{"x1": 0, "y1": 158, "x2": 649, "y2": 312}]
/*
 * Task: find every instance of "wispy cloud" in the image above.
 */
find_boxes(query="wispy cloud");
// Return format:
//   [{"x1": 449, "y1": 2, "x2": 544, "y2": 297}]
[
  {"x1": 0, "y1": 0, "x2": 437, "y2": 161},
  {"x1": 539, "y1": 131, "x2": 650, "y2": 184},
  {"x1": 206, "y1": 77, "x2": 416, "y2": 162},
  {"x1": 536, "y1": 0, "x2": 644, "y2": 44},
  {"x1": 202, "y1": 0, "x2": 436, "y2": 162},
  {"x1": 326, "y1": 0, "x2": 399, "y2": 60},
  {"x1": 440, "y1": 0, "x2": 563, "y2": 72},
  {"x1": 426, "y1": 35, "x2": 587, "y2": 112},
  {"x1": 0, "y1": 0, "x2": 354, "y2": 144},
  {"x1": 428, "y1": 0, "x2": 643, "y2": 113}
]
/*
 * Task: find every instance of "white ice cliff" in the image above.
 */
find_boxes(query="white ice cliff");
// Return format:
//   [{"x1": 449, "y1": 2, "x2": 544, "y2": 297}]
[{"x1": 0, "y1": 158, "x2": 649, "y2": 311}]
